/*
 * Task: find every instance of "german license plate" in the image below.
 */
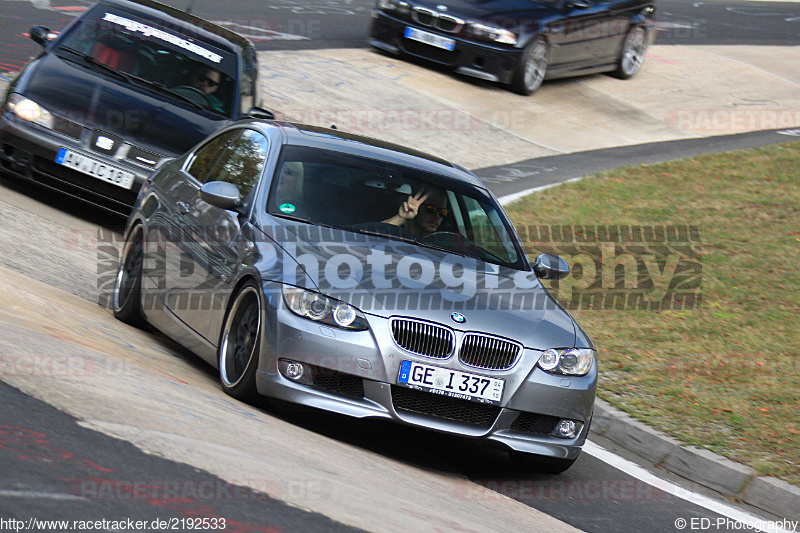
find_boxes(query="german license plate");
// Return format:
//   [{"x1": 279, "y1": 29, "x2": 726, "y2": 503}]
[
  {"x1": 397, "y1": 360, "x2": 504, "y2": 404},
  {"x1": 56, "y1": 148, "x2": 135, "y2": 189},
  {"x1": 404, "y1": 26, "x2": 455, "y2": 51}
]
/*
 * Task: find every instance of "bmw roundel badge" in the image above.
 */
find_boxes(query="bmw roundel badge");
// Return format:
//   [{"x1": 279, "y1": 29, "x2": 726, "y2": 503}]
[{"x1": 451, "y1": 312, "x2": 466, "y2": 324}]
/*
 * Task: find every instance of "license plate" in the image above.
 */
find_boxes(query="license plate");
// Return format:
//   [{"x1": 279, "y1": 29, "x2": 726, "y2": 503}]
[
  {"x1": 56, "y1": 148, "x2": 135, "y2": 189},
  {"x1": 397, "y1": 360, "x2": 504, "y2": 404},
  {"x1": 404, "y1": 26, "x2": 455, "y2": 51}
]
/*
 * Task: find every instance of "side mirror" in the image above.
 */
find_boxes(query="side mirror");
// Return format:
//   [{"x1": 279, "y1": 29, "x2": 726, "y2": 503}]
[
  {"x1": 533, "y1": 253, "x2": 570, "y2": 280},
  {"x1": 245, "y1": 106, "x2": 275, "y2": 120},
  {"x1": 29, "y1": 25, "x2": 51, "y2": 47},
  {"x1": 200, "y1": 181, "x2": 243, "y2": 211}
]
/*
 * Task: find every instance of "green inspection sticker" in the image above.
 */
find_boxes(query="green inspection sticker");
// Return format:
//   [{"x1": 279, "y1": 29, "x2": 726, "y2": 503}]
[{"x1": 279, "y1": 203, "x2": 296, "y2": 214}]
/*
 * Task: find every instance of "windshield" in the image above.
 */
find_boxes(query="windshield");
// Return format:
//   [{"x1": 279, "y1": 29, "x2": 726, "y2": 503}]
[
  {"x1": 55, "y1": 6, "x2": 238, "y2": 117},
  {"x1": 266, "y1": 145, "x2": 525, "y2": 269}
]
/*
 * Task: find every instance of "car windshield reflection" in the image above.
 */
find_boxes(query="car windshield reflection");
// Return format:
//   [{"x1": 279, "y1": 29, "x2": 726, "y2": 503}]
[
  {"x1": 266, "y1": 145, "x2": 523, "y2": 269},
  {"x1": 55, "y1": 7, "x2": 237, "y2": 116}
]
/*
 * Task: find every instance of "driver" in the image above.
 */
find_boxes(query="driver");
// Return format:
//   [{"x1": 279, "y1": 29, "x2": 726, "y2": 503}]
[
  {"x1": 189, "y1": 65, "x2": 224, "y2": 113},
  {"x1": 382, "y1": 186, "x2": 448, "y2": 237}
]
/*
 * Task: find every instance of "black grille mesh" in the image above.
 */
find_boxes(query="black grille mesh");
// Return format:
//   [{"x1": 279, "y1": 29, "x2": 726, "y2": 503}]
[
  {"x1": 510, "y1": 411, "x2": 560, "y2": 435},
  {"x1": 391, "y1": 385, "x2": 500, "y2": 427},
  {"x1": 53, "y1": 116, "x2": 83, "y2": 140},
  {"x1": 308, "y1": 364, "x2": 364, "y2": 400}
]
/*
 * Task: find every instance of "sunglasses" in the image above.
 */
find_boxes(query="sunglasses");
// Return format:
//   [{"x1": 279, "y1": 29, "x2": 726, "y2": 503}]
[
  {"x1": 196, "y1": 74, "x2": 220, "y2": 87},
  {"x1": 422, "y1": 204, "x2": 448, "y2": 217}
]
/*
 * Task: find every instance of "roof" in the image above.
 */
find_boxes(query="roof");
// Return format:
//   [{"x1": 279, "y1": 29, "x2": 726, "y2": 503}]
[{"x1": 257, "y1": 121, "x2": 487, "y2": 189}]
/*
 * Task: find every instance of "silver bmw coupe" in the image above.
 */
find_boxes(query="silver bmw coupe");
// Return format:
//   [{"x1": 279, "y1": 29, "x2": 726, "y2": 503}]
[{"x1": 113, "y1": 119, "x2": 596, "y2": 473}]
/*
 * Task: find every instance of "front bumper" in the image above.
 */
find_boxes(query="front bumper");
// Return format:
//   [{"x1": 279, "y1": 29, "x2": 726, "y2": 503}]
[
  {"x1": 369, "y1": 10, "x2": 522, "y2": 85},
  {"x1": 256, "y1": 282, "x2": 596, "y2": 460},
  {"x1": 0, "y1": 111, "x2": 155, "y2": 216}
]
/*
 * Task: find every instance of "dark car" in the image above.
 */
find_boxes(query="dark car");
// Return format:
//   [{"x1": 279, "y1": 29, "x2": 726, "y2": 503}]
[
  {"x1": 113, "y1": 119, "x2": 596, "y2": 473},
  {"x1": 0, "y1": 0, "x2": 267, "y2": 215},
  {"x1": 369, "y1": 0, "x2": 655, "y2": 95}
]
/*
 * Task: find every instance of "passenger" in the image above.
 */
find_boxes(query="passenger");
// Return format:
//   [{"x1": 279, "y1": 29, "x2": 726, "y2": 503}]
[{"x1": 382, "y1": 186, "x2": 448, "y2": 237}]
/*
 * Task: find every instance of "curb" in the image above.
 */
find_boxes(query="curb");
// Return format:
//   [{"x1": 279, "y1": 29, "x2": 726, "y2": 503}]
[{"x1": 590, "y1": 398, "x2": 800, "y2": 522}]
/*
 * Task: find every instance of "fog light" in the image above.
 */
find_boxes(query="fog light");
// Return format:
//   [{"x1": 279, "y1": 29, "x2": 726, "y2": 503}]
[
  {"x1": 285, "y1": 362, "x2": 304, "y2": 380},
  {"x1": 553, "y1": 419, "x2": 581, "y2": 439}
]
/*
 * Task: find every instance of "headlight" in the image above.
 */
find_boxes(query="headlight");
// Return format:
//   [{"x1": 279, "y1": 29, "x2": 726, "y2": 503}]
[
  {"x1": 282, "y1": 286, "x2": 368, "y2": 331},
  {"x1": 377, "y1": 0, "x2": 410, "y2": 13},
  {"x1": 7, "y1": 94, "x2": 54, "y2": 129},
  {"x1": 537, "y1": 348, "x2": 594, "y2": 376},
  {"x1": 469, "y1": 23, "x2": 517, "y2": 45}
]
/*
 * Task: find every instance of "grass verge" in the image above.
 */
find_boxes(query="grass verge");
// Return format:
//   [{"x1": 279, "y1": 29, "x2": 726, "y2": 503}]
[{"x1": 504, "y1": 141, "x2": 799, "y2": 487}]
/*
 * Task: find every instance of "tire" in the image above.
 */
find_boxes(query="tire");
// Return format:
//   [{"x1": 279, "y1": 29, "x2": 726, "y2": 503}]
[
  {"x1": 613, "y1": 26, "x2": 648, "y2": 79},
  {"x1": 510, "y1": 37, "x2": 549, "y2": 96},
  {"x1": 511, "y1": 451, "x2": 578, "y2": 474},
  {"x1": 113, "y1": 223, "x2": 147, "y2": 328},
  {"x1": 218, "y1": 280, "x2": 262, "y2": 402}
]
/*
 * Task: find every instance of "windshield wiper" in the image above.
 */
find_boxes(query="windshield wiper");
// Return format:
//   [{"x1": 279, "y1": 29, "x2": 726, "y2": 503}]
[
  {"x1": 121, "y1": 73, "x2": 204, "y2": 110},
  {"x1": 351, "y1": 228, "x2": 416, "y2": 244},
  {"x1": 57, "y1": 45, "x2": 204, "y2": 111},
  {"x1": 270, "y1": 212, "x2": 314, "y2": 224},
  {"x1": 58, "y1": 45, "x2": 130, "y2": 83}
]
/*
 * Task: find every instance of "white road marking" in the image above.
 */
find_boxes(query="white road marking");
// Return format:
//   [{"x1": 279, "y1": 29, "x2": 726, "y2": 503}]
[
  {"x1": 498, "y1": 177, "x2": 583, "y2": 206},
  {"x1": 656, "y1": 21, "x2": 701, "y2": 30},
  {"x1": 212, "y1": 21, "x2": 309, "y2": 42},
  {"x1": 0, "y1": 490, "x2": 87, "y2": 501},
  {"x1": 583, "y1": 441, "x2": 795, "y2": 533}
]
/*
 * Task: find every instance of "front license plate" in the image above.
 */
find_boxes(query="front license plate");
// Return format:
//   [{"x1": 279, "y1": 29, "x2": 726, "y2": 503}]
[
  {"x1": 398, "y1": 360, "x2": 504, "y2": 404},
  {"x1": 404, "y1": 26, "x2": 455, "y2": 51},
  {"x1": 56, "y1": 148, "x2": 135, "y2": 189}
]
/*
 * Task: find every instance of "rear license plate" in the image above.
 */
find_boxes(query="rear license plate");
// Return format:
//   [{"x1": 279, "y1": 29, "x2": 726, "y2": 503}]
[
  {"x1": 56, "y1": 148, "x2": 135, "y2": 189},
  {"x1": 397, "y1": 360, "x2": 504, "y2": 404},
  {"x1": 404, "y1": 26, "x2": 455, "y2": 51}
]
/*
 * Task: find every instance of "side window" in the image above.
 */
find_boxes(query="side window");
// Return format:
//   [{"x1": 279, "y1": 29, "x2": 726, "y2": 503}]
[
  {"x1": 461, "y1": 196, "x2": 516, "y2": 263},
  {"x1": 208, "y1": 129, "x2": 269, "y2": 200},
  {"x1": 187, "y1": 130, "x2": 240, "y2": 183}
]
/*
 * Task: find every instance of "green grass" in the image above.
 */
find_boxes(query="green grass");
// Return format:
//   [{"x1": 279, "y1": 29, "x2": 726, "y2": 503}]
[{"x1": 504, "y1": 141, "x2": 800, "y2": 487}]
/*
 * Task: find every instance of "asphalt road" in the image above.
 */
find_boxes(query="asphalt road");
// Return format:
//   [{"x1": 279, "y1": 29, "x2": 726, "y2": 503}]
[
  {"x1": 476, "y1": 127, "x2": 800, "y2": 200},
  {"x1": 1, "y1": 0, "x2": 799, "y2": 76},
  {"x1": 0, "y1": 380, "x2": 363, "y2": 533}
]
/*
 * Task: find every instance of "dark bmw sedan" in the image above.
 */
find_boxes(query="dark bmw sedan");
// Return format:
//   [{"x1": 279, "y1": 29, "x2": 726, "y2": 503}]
[
  {"x1": 0, "y1": 0, "x2": 265, "y2": 215},
  {"x1": 369, "y1": 0, "x2": 655, "y2": 95},
  {"x1": 114, "y1": 119, "x2": 596, "y2": 473}
]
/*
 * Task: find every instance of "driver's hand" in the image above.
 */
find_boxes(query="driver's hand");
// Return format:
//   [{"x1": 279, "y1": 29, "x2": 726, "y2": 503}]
[{"x1": 398, "y1": 188, "x2": 430, "y2": 221}]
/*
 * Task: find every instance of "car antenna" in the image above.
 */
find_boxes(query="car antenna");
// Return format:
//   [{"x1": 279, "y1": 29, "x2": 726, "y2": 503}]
[{"x1": 331, "y1": 124, "x2": 337, "y2": 130}]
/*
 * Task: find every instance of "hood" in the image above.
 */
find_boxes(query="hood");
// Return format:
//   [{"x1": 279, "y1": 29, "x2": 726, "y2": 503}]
[
  {"x1": 19, "y1": 53, "x2": 229, "y2": 156},
  {"x1": 417, "y1": 0, "x2": 556, "y2": 19},
  {"x1": 261, "y1": 220, "x2": 577, "y2": 350}
]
